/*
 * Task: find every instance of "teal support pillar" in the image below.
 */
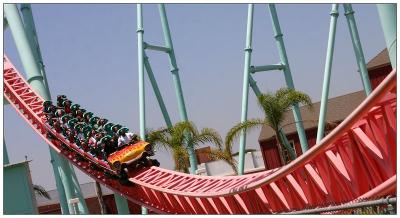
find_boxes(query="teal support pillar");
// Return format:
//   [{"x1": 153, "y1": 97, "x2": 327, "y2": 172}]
[
  {"x1": 144, "y1": 53, "x2": 173, "y2": 127},
  {"x1": 137, "y1": 4, "x2": 147, "y2": 215},
  {"x1": 19, "y1": 4, "x2": 51, "y2": 95},
  {"x1": 268, "y1": 4, "x2": 308, "y2": 154},
  {"x1": 19, "y1": 4, "x2": 88, "y2": 214},
  {"x1": 4, "y1": 4, "x2": 80, "y2": 214},
  {"x1": 238, "y1": 4, "x2": 254, "y2": 175},
  {"x1": 343, "y1": 4, "x2": 372, "y2": 95},
  {"x1": 377, "y1": 4, "x2": 397, "y2": 69},
  {"x1": 114, "y1": 194, "x2": 130, "y2": 214},
  {"x1": 56, "y1": 156, "x2": 79, "y2": 214},
  {"x1": 317, "y1": 4, "x2": 339, "y2": 143},
  {"x1": 49, "y1": 151, "x2": 70, "y2": 214},
  {"x1": 4, "y1": 137, "x2": 10, "y2": 165},
  {"x1": 68, "y1": 164, "x2": 89, "y2": 214},
  {"x1": 158, "y1": 4, "x2": 197, "y2": 174}
]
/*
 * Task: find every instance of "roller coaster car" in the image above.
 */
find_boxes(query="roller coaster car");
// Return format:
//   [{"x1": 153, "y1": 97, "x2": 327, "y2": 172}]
[{"x1": 107, "y1": 141, "x2": 160, "y2": 177}]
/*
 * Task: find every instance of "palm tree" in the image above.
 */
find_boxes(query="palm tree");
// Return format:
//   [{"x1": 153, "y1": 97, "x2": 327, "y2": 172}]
[
  {"x1": 33, "y1": 184, "x2": 51, "y2": 200},
  {"x1": 146, "y1": 121, "x2": 223, "y2": 173},
  {"x1": 226, "y1": 88, "x2": 313, "y2": 165}
]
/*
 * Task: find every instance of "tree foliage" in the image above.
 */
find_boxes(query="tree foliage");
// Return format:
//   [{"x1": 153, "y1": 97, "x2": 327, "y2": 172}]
[{"x1": 226, "y1": 88, "x2": 313, "y2": 164}]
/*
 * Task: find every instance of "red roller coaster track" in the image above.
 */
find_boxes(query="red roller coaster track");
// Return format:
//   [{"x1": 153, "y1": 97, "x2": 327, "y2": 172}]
[{"x1": 3, "y1": 54, "x2": 397, "y2": 214}]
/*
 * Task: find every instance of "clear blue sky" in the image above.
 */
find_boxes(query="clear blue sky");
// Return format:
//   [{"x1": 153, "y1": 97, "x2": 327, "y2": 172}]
[{"x1": 4, "y1": 4, "x2": 386, "y2": 190}]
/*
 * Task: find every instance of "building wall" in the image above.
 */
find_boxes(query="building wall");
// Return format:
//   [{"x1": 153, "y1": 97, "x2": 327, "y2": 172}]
[
  {"x1": 4, "y1": 161, "x2": 38, "y2": 214},
  {"x1": 38, "y1": 195, "x2": 145, "y2": 214},
  {"x1": 368, "y1": 65, "x2": 392, "y2": 90},
  {"x1": 259, "y1": 128, "x2": 319, "y2": 169}
]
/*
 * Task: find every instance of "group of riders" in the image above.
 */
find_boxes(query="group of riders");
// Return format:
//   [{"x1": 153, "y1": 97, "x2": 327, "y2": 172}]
[{"x1": 43, "y1": 95, "x2": 139, "y2": 162}]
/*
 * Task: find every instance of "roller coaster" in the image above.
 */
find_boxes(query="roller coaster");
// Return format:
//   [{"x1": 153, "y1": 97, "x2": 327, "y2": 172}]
[
  {"x1": 4, "y1": 3, "x2": 397, "y2": 214},
  {"x1": 3, "y1": 54, "x2": 397, "y2": 213}
]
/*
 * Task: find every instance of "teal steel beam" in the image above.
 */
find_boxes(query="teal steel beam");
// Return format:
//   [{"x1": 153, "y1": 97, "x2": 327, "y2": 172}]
[
  {"x1": 19, "y1": 4, "x2": 51, "y2": 95},
  {"x1": 317, "y1": 4, "x2": 339, "y2": 143},
  {"x1": 137, "y1": 4, "x2": 148, "y2": 215},
  {"x1": 49, "y1": 152, "x2": 70, "y2": 214},
  {"x1": 69, "y1": 164, "x2": 89, "y2": 214},
  {"x1": 114, "y1": 194, "x2": 130, "y2": 214},
  {"x1": 343, "y1": 4, "x2": 372, "y2": 95},
  {"x1": 268, "y1": 4, "x2": 309, "y2": 153},
  {"x1": 250, "y1": 63, "x2": 285, "y2": 73},
  {"x1": 248, "y1": 75, "x2": 261, "y2": 97},
  {"x1": 56, "y1": 156, "x2": 79, "y2": 214},
  {"x1": 158, "y1": 4, "x2": 198, "y2": 175},
  {"x1": 238, "y1": 4, "x2": 254, "y2": 175},
  {"x1": 4, "y1": 4, "x2": 78, "y2": 214},
  {"x1": 144, "y1": 53, "x2": 173, "y2": 127},
  {"x1": 377, "y1": 4, "x2": 397, "y2": 69},
  {"x1": 143, "y1": 42, "x2": 171, "y2": 53},
  {"x1": 19, "y1": 4, "x2": 88, "y2": 213}
]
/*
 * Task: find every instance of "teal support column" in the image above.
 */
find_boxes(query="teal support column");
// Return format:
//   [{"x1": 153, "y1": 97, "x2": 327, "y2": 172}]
[
  {"x1": 49, "y1": 151, "x2": 70, "y2": 214},
  {"x1": 158, "y1": 4, "x2": 197, "y2": 174},
  {"x1": 4, "y1": 4, "x2": 78, "y2": 214},
  {"x1": 114, "y1": 194, "x2": 130, "y2": 214},
  {"x1": 144, "y1": 53, "x2": 173, "y2": 127},
  {"x1": 3, "y1": 138, "x2": 10, "y2": 165},
  {"x1": 56, "y1": 156, "x2": 79, "y2": 214},
  {"x1": 19, "y1": 4, "x2": 89, "y2": 214},
  {"x1": 343, "y1": 4, "x2": 372, "y2": 95},
  {"x1": 377, "y1": 4, "x2": 397, "y2": 69},
  {"x1": 69, "y1": 164, "x2": 89, "y2": 214},
  {"x1": 137, "y1": 4, "x2": 148, "y2": 215},
  {"x1": 268, "y1": 4, "x2": 308, "y2": 154},
  {"x1": 238, "y1": 4, "x2": 254, "y2": 175},
  {"x1": 19, "y1": 4, "x2": 50, "y2": 95},
  {"x1": 317, "y1": 4, "x2": 339, "y2": 143}
]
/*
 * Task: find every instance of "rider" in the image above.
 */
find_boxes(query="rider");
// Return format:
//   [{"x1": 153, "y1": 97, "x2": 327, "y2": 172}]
[
  {"x1": 57, "y1": 95, "x2": 67, "y2": 108},
  {"x1": 117, "y1": 127, "x2": 139, "y2": 148},
  {"x1": 83, "y1": 111, "x2": 93, "y2": 124},
  {"x1": 62, "y1": 99, "x2": 73, "y2": 114}
]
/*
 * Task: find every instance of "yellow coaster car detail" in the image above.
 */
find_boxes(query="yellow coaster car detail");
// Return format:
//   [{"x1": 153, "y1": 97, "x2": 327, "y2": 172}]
[{"x1": 107, "y1": 141, "x2": 151, "y2": 171}]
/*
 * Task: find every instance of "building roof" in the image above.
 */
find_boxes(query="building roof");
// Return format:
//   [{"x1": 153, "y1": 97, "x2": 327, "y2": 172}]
[
  {"x1": 35, "y1": 182, "x2": 114, "y2": 207},
  {"x1": 367, "y1": 48, "x2": 390, "y2": 71},
  {"x1": 258, "y1": 90, "x2": 366, "y2": 142}
]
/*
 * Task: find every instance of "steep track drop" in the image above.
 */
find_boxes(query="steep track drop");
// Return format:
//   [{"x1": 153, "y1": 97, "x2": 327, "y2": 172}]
[{"x1": 4, "y1": 55, "x2": 396, "y2": 214}]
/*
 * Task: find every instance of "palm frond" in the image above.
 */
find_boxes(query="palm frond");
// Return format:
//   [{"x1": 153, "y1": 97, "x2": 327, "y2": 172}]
[
  {"x1": 33, "y1": 184, "x2": 51, "y2": 200},
  {"x1": 146, "y1": 128, "x2": 172, "y2": 151},
  {"x1": 225, "y1": 118, "x2": 266, "y2": 152},
  {"x1": 276, "y1": 88, "x2": 313, "y2": 111},
  {"x1": 190, "y1": 127, "x2": 223, "y2": 149},
  {"x1": 257, "y1": 93, "x2": 285, "y2": 130}
]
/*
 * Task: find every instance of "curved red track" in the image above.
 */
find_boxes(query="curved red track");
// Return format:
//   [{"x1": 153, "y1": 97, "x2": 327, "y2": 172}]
[{"x1": 4, "y1": 55, "x2": 396, "y2": 214}]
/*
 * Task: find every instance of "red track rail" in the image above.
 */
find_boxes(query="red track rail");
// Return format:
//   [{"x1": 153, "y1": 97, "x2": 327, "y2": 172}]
[{"x1": 4, "y1": 54, "x2": 396, "y2": 214}]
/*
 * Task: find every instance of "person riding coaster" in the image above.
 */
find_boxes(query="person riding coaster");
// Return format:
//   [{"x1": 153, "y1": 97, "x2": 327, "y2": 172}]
[{"x1": 43, "y1": 96, "x2": 160, "y2": 181}]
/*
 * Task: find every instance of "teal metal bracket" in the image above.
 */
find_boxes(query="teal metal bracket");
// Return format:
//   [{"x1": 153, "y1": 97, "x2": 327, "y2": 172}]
[
  {"x1": 250, "y1": 63, "x2": 285, "y2": 73},
  {"x1": 143, "y1": 42, "x2": 171, "y2": 53}
]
